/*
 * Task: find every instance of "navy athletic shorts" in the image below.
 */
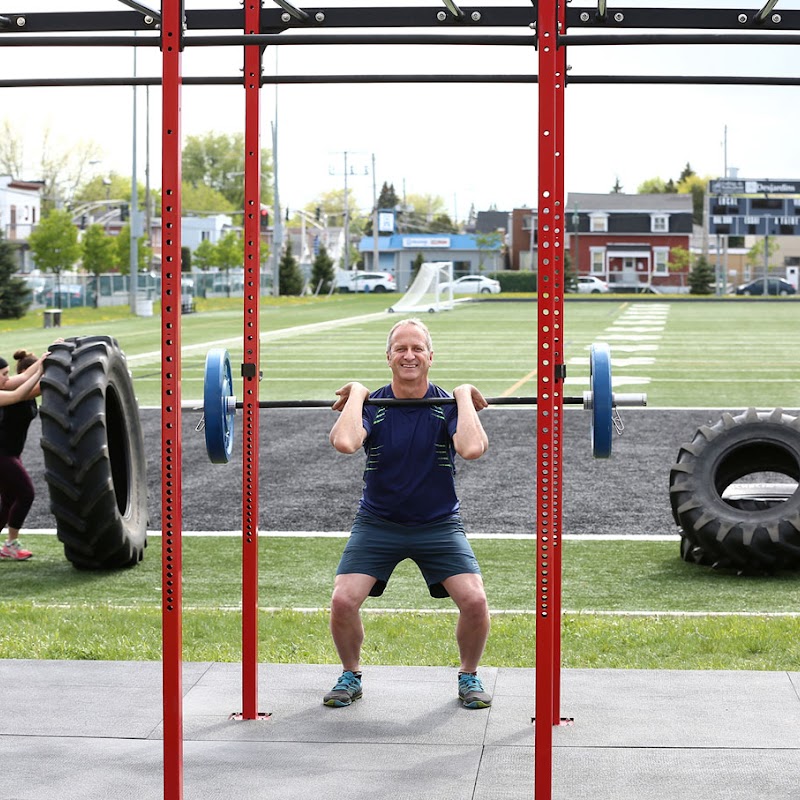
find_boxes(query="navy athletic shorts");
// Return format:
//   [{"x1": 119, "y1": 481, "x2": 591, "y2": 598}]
[{"x1": 336, "y1": 510, "x2": 481, "y2": 598}]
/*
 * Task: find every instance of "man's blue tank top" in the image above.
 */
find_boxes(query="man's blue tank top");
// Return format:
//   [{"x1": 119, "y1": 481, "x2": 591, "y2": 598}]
[{"x1": 358, "y1": 383, "x2": 459, "y2": 525}]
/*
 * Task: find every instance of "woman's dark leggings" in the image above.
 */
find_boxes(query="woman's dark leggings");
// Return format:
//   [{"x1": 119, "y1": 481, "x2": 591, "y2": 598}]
[{"x1": 0, "y1": 455, "x2": 35, "y2": 531}]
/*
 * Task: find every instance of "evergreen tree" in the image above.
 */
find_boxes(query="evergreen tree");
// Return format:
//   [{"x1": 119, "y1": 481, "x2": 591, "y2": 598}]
[
  {"x1": 278, "y1": 240, "x2": 303, "y2": 295},
  {"x1": 311, "y1": 243, "x2": 335, "y2": 294},
  {"x1": 688, "y1": 255, "x2": 715, "y2": 295},
  {"x1": 377, "y1": 182, "x2": 400, "y2": 210},
  {"x1": 410, "y1": 252, "x2": 425, "y2": 285},
  {"x1": 0, "y1": 233, "x2": 30, "y2": 319}
]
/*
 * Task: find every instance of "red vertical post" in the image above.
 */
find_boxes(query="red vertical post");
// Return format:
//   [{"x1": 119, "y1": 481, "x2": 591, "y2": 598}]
[
  {"x1": 240, "y1": 0, "x2": 263, "y2": 720},
  {"x1": 161, "y1": 0, "x2": 184, "y2": 797},
  {"x1": 551, "y1": 0, "x2": 567, "y2": 725},
  {"x1": 535, "y1": 0, "x2": 564, "y2": 798}
]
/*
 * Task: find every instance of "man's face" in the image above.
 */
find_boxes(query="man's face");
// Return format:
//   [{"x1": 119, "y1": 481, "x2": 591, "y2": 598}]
[
  {"x1": 0, "y1": 366, "x2": 8, "y2": 389},
  {"x1": 387, "y1": 325, "x2": 433, "y2": 384}
]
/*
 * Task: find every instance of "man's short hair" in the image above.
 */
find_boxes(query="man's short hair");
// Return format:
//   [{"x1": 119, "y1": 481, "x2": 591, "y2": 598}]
[{"x1": 386, "y1": 318, "x2": 433, "y2": 353}]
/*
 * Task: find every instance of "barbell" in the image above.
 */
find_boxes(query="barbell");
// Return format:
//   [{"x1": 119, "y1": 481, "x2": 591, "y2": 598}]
[{"x1": 199, "y1": 343, "x2": 646, "y2": 464}]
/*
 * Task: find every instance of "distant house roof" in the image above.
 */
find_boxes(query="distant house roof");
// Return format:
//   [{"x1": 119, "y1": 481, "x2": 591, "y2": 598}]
[
  {"x1": 474, "y1": 210, "x2": 510, "y2": 233},
  {"x1": 567, "y1": 193, "x2": 692, "y2": 213}
]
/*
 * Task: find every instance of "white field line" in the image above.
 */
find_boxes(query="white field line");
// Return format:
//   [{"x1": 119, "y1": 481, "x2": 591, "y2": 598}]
[
  {"x1": 26, "y1": 601, "x2": 800, "y2": 618},
  {"x1": 22, "y1": 530, "x2": 680, "y2": 541},
  {"x1": 124, "y1": 310, "x2": 391, "y2": 368}
]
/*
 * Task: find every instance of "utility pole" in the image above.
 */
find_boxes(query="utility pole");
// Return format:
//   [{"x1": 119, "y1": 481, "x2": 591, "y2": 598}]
[
  {"x1": 271, "y1": 119, "x2": 282, "y2": 297},
  {"x1": 129, "y1": 35, "x2": 139, "y2": 314},
  {"x1": 372, "y1": 153, "x2": 379, "y2": 272},
  {"x1": 343, "y1": 151, "x2": 350, "y2": 273}
]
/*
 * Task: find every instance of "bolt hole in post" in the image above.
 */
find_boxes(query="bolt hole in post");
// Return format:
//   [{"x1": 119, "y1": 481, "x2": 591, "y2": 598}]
[{"x1": 199, "y1": 346, "x2": 646, "y2": 464}]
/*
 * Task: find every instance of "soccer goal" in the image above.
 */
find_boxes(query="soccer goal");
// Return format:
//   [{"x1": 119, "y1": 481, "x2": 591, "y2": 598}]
[{"x1": 388, "y1": 261, "x2": 454, "y2": 314}]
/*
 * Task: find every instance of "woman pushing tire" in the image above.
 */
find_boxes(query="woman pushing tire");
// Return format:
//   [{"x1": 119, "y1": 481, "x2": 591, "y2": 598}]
[{"x1": 39, "y1": 336, "x2": 148, "y2": 570}]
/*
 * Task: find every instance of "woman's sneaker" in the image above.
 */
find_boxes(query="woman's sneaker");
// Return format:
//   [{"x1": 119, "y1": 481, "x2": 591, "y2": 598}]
[
  {"x1": 458, "y1": 672, "x2": 492, "y2": 709},
  {"x1": 323, "y1": 670, "x2": 363, "y2": 707},
  {"x1": 0, "y1": 540, "x2": 32, "y2": 561}
]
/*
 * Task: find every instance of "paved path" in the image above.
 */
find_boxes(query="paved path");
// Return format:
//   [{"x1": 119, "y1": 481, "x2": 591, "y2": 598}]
[{"x1": 2, "y1": 660, "x2": 798, "y2": 799}]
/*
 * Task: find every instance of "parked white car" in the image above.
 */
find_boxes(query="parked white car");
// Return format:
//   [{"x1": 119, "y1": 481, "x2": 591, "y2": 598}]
[
  {"x1": 337, "y1": 271, "x2": 397, "y2": 293},
  {"x1": 443, "y1": 275, "x2": 502, "y2": 295},
  {"x1": 575, "y1": 275, "x2": 610, "y2": 294}
]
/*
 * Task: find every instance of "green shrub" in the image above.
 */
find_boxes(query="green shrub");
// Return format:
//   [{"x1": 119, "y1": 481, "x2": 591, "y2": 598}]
[{"x1": 487, "y1": 270, "x2": 537, "y2": 293}]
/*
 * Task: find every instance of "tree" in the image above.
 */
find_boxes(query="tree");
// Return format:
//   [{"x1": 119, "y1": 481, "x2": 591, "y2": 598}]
[
  {"x1": 114, "y1": 224, "x2": 151, "y2": 276},
  {"x1": 688, "y1": 255, "x2": 715, "y2": 295},
  {"x1": 377, "y1": 181, "x2": 400, "y2": 211},
  {"x1": 1, "y1": 121, "x2": 101, "y2": 212},
  {"x1": 397, "y1": 192, "x2": 449, "y2": 233},
  {"x1": 677, "y1": 171, "x2": 710, "y2": 226},
  {"x1": 215, "y1": 230, "x2": 245, "y2": 295},
  {"x1": 28, "y1": 210, "x2": 82, "y2": 284},
  {"x1": 82, "y1": 224, "x2": 118, "y2": 306},
  {"x1": 279, "y1": 240, "x2": 303, "y2": 295},
  {"x1": 746, "y1": 236, "x2": 780, "y2": 269},
  {"x1": 307, "y1": 188, "x2": 361, "y2": 229},
  {"x1": 410, "y1": 252, "x2": 425, "y2": 285},
  {"x1": 182, "y1": 132, "x2": 272, "y2": 210},
  {"x1": 73, "y1": 173, "x2": 134, "y2": 206},
  {"x1": 637, "y1": 177, "x2": 670, "y2": 194},
  {"x1": 310, "y1": 243, "x2": 335, "y2": 294},
  {"x1": 0, "y1": 233, "x2": 30, "y2": 319},
  {"x1": 181, "y1": 181, "x2": 236, "y2": 215},
  {"x1": 475, "y1": 230, "x2": 503, "y2": 272},
  {"x1": 192, "y1": 239, "x2": 217, "y2": 271},
  {"x1": 364, "y1": 181, "x2": 401, "y2": 235}
]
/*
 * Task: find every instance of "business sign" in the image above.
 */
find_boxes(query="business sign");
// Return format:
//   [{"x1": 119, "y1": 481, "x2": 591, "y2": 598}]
[
  {"x1": 378, "y1": 210, "x2": 395, "y2": 234},
  {"x1": 708, "y1": 178, "x2": 800, "y2": 196},
  {"x1": 708, "y1": 190, "x2": 800, "y2": 236},
  {"x1": 402, "y1": 237, "x2": 451, "y2": 248}
]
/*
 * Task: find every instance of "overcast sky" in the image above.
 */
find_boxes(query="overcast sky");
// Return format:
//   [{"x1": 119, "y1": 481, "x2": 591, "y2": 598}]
[{"x1": 5, "y1": 0, "x2": 800, "y2": 219}]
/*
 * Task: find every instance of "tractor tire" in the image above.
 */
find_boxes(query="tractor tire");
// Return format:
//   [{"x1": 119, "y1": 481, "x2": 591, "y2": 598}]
[
  {"x1": 39, "y1": 336, "x2": 148, "y2": 570},
  {"x1": 669, "y1": 408, "x2": 800, "y2": 573}
]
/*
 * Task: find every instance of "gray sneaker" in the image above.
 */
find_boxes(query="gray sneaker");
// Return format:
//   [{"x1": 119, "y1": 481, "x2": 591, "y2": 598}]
[
  {"x1": 323, "y1": 670, "x2": 363, "y2": 707},
  {"x1": 458, "y1": 672, "x2": 492, "y2": 709}
]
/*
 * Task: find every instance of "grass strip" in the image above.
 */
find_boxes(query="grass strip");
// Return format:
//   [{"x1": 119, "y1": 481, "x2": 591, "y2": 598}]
[
  {"x1": 3, "y1": 606, "x2": 798, "y2": 671},
  {"x1": 2, "y1": 535, "x2": 800, "y2": 669},
  {"x1": 4, "y1": 535, "x2": 800, "y2": 613}
]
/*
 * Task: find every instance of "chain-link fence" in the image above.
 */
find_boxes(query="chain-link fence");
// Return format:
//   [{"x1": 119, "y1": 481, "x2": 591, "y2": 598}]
[{"x1": 18, "y1": 270, "x2": 274, "y2": 311}]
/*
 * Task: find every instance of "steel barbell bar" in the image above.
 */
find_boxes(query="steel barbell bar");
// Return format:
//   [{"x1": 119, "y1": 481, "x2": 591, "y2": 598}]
[{"x1": 199, "y1": 344, "x2": 646, "y2": 464}]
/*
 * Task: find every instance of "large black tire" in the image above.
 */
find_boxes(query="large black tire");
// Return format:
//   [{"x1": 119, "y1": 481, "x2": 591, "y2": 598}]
[
  {"x1": 39, "y1": 336, "x2": 148, "y2": 570},
  {"x1": 669, "y1": 408, "x2": 800, "y2": 572}
]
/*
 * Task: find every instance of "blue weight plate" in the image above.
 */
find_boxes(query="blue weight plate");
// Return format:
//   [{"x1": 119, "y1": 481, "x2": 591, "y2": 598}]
[
  {"x1": 204, "y1": 348, "x2": 235, "y2": 464},
  {"x1": 590, "y1": 342, "x2": 613, "y2": 458}
]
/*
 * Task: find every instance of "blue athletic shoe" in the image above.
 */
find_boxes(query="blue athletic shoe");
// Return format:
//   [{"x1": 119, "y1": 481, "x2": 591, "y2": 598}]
[
  {"x1": 458, "y1": 672, "x2": 492, "y2": 709},
  {"x1": 323, "y1": 670, "x2": 363, "y2": 707}
]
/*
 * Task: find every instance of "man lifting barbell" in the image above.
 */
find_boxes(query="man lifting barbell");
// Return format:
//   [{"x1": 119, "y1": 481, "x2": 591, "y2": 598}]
[{"x1": 323, "y1": 317, "x2": 493, "y2": 710}]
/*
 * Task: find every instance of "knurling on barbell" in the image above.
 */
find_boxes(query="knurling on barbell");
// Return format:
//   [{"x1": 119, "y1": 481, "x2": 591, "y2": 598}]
[{"x1": 201, "y1": 345, "x2": 646, "y2": 464}]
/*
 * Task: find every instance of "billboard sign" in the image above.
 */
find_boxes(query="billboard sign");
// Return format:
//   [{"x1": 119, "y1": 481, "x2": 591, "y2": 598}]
[{"x1": 708, "y1": 178, "x2": 800, "y2": 196}]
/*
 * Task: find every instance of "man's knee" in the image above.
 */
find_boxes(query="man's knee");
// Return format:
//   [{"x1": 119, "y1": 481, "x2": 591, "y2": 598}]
[{"x1": 331, "y1": 574, "x2": 376, "y2": 617}]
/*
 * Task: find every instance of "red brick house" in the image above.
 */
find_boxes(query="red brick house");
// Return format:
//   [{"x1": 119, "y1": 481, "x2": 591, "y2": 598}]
[{"x1": 566, "y1": 192, "x2": 693, "y2": 291}]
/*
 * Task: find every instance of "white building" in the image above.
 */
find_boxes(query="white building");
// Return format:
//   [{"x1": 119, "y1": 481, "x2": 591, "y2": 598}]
[
  {"x1": 0, "y1": 174, "x2": 43, "y2": 254},
  {"x1": 181, "y1": 214, "x2": 235, "y2": 251}
]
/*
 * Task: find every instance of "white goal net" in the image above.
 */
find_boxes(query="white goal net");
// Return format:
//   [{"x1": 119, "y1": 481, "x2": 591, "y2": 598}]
[{"x1": 388, "y1": 262, "x2": 454, "y2": 314}]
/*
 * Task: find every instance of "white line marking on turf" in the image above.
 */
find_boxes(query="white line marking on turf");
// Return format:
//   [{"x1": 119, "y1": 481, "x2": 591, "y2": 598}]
[
  {"x1": 22, "y1": 530, "x2": 680, "y2": 540},
  {"x1": 26, "y1": 601, "x2": 800, "y2": 617},
  {"x1": 124, "y1": 310, "x2": 391, "y2": 367}
]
